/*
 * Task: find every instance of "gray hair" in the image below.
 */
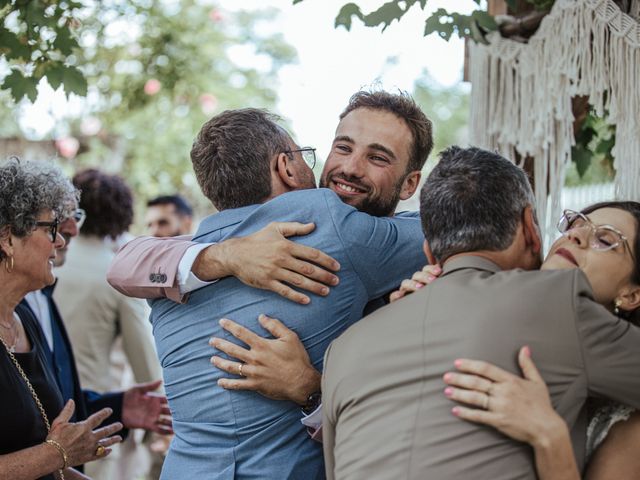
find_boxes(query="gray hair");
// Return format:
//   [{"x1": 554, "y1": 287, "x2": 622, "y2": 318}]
[
  {"x1": 419, "y1": 146, "x2": 536, "y2": 262},
  {"x1": 0, "y1": 158, "x2": 78, "y2": 260}
]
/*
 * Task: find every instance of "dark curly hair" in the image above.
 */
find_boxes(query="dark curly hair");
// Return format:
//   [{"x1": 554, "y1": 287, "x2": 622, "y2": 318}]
[{"x1": 72, "y1": 169, "x2": 134, "y2": 239}]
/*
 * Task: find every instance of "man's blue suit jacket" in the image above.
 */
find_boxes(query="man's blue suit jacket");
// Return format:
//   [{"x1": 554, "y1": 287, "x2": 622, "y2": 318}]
[{"x1": 150, "y1": 189, "x2": 425, "y2": 479}]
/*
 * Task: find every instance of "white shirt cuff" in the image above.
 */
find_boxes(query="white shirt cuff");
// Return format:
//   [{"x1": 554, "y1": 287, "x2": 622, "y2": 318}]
[
  {"x1": 301, "y1": 404, "x2": 323, "y2": 430},
  {"x1": 177, "y1": 243, "x2": 217, "y2": 294}
]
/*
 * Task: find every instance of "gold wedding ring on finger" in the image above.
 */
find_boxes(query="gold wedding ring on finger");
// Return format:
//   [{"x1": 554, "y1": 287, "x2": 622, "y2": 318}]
[
  {"x1": 238, "y1": 363, "x2": 245, "y2": 377},
  {"x1": 95, "y1": 443, "x2": 106, "y2": 457}
]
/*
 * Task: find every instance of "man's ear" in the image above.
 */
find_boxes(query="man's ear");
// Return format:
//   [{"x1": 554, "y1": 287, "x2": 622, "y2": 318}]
[
  {"x1": 423, "y1": 239, "x2": 436, "y2": 265},
  {"x1": 275, "y1": 152, "x2": 297, "y2": 189},
  {"x1": 522, "y1": 205, "x2": 542, "y2": 256},
  {"x1": 399, "y1": 171, "x2": 421, "y2": 201}
]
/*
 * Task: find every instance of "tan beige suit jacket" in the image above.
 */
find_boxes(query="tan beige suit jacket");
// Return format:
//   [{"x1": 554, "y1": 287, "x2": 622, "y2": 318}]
[{"x1": 323, "y1": 256, "x2": 640, "y2": 480}]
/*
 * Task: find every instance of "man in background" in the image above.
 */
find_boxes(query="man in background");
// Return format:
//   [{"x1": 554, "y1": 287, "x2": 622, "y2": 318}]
[
  {"x1": 55, "y1": 169, "x2": 166, "y2": 479},
  {"x1": 21, "y1": 185, "x2": 171, "y2": 477},
  {"x1": 146, "y1": 194, "x2": 193, "y2": 237}
]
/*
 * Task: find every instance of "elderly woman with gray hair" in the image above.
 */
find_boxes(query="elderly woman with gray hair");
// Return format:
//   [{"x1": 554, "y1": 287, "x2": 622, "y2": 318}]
[{"x1": 0, "y1": 158, "x2": 122, "y2": 480}]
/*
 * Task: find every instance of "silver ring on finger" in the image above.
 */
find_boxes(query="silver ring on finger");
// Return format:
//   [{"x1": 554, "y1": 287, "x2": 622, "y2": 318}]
[{"x1": 238, "y1": 363, "x2": 245, "y2": 377}]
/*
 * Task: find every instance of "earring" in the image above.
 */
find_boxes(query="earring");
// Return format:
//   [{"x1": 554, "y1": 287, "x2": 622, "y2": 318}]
[
  {"x1": 614, "y1": 298, "x2": 622, "y2": 315},
  {"x1": 4, "y1": 255, "x2": 13, "y2": 274}
]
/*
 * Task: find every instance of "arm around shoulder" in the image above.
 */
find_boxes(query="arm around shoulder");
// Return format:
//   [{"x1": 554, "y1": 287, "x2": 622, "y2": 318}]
[{"x1": 107, "y1": 235, "x2": 195, "y2": 302}]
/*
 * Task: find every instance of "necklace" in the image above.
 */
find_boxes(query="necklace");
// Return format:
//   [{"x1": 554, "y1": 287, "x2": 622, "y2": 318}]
[{"x1": 0, "y1": 313, "x2": 20, "y2": 353}]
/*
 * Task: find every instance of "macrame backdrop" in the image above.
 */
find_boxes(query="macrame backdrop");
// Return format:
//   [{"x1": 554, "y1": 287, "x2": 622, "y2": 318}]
[{"x1": 469, "y1": 0, "x2": 639, "y2": 245}]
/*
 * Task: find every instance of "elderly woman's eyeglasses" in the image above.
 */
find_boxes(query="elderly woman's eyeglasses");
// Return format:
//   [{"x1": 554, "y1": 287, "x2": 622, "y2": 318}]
[
  {"x1": 284, "y1": 147, "x2": 316, "y2": 169},
  {"x1": 71, "y1": 208, "x2": 86, "y2": 229},
  {"x1": 557, "y1": 209, "x2": 635, "y2": 261},
  {"x1": 35, "y1": 218, "x2": 60, "y2": 243}
]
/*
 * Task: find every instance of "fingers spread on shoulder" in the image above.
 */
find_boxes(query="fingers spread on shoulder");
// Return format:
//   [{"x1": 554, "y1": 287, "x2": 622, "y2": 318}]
[
  {"x1": 389, "y1": 289, "x2": 406, "y2": 303},
  {"x1": 219, "y1": 318, "x2": 262, "y2": 346},
  {"x1": 399, "y1": 278, "x2": 423, "y2": 295},
  {"x1": 258, "y1": 314, "x2": 294, "y2": 340},
  {"x1": 209, "y1": 337, "x2": 252, "y2": 363},
  {"x1": 272, "y1": 221, "x2": 315, "y2": 238},
  {"x1": 518, "y1": 346, "x2": 544, "y2": 382},
  {"x1": 443, "y1": 372, "x2": 493, "y2": 393},
  {"x1": 453, "y1": 359, "x2": 513, "y2": 383},
  {"x1": 211, "y1": 356, "x2": 254, "y2": 378},
  {"x1": 275, "y1": 267, "x2": 330, "y2": 298},
  {"x1": 444, "y1": 386, "x2": 488, "y2": 408},
  {"x1": 451, "y1": 406, "x2": 497, "y2": 427},
  {"x1": 288, "y1": 243, "x2": 340, "y2": 272},
  {"x1": 218, "y1": 377, "x2": 257, "y2": 392}
]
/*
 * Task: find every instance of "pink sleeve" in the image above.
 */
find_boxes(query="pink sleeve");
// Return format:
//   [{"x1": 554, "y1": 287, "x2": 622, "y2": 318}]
[{"x1": 107, "y1": 235, "x2": 196, "y2": 304}]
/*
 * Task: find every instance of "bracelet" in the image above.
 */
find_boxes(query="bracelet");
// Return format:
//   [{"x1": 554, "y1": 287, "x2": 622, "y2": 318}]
[{"x1": 45, "y1": 439, "x2": 69, "y2": 470}]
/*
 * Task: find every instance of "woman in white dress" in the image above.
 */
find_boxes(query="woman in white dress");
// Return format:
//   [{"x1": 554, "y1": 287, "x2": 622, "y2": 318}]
[{"x1": 396, "y1": 201, "x2": 640, "y2": 479}]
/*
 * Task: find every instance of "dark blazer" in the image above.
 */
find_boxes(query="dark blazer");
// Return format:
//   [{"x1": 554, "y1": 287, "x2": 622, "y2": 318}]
[{"x1": 20, "y1": 286, "x2": 126, "y2": 427}]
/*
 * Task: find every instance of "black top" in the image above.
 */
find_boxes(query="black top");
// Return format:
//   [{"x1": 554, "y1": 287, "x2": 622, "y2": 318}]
[{"x1": 0, "y1": 303, "x2": 63, "y2": 480}]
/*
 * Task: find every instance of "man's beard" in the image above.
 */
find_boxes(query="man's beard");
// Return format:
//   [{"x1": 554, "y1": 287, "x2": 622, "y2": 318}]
[{"x1": 320, "y1": 173, "x2": 405, "y2": 217}]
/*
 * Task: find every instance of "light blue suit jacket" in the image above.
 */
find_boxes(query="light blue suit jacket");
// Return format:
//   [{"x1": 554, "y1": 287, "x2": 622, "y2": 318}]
[{"x1": 151, "y1": 188, "x2": 424, "y2": 479}]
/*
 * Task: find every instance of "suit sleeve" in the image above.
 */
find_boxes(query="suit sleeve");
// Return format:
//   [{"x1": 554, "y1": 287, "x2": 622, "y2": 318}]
[
  {"x1": 107, "y1": 235, "x2": 195, "y2": 303},
  {"x1": 322, "y1": 342, "x2": 337, "y2": 480},
  {"x1": 117, "y1": 295, "x2": 163, "y2": 384},
  {"x1": 574, "y1": 272, "x2": 640, "y2": 407},
  {"x1": 324, "y1": 193, "x2": 425, "y2": 300}
]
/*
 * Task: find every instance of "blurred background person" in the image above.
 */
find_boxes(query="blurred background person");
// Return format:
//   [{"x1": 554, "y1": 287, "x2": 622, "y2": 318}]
[
  {"x1": 55, "y1": 168, "x2": 164, "y2": 479},
  {"x1": 145, "y1": 195, "x2": 193, "y2": 238},
  {"x1": 0, "y1": 157, "x2": 123, "y2": 479},
  {"x1": 21, "y1": 179, "x2": 172, "y2": 478}
]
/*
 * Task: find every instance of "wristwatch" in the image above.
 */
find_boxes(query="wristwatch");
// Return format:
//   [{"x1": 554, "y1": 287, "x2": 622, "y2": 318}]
[{"x1": 302, "y1": 390, "x2": 322, "y2": 415}]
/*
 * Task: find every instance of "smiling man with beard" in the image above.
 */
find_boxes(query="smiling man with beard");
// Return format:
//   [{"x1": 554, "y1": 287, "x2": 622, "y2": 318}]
[{"x1": 320, "y1": 94, "x2": 425, "y2": 218}]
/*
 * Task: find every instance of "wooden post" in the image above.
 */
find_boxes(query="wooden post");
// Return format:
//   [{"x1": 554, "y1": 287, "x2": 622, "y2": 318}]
[{"x1": 488, "y1": 0, "x2": 508, "y2": 16}]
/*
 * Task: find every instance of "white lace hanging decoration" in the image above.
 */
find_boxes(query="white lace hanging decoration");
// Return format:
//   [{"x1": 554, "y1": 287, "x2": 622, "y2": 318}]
[{"x1": 469, "y1": 0, "x2": 640, "y2": 246}]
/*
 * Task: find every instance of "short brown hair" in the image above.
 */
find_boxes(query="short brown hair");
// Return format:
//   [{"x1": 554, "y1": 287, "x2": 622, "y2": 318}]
[
  {"x1": 340, "y1": 90, "x2": 434, "y2": 172},
  {"x1": 190, "y1": 108, "x2": 292, "y2": 211}
]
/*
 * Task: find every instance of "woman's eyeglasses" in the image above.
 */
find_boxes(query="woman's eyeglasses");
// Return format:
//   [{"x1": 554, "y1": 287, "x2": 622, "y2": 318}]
[
  {"x1": 34, "y1": 219, "x2": 59, "y2": 243},
  {"x1": 557, "y1": 209, "x2": 635, "y2": 261}
]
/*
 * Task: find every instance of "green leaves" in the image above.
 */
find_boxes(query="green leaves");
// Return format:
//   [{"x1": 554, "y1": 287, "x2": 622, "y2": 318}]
[
  {"x1": 424, "y1": 8, "x2": 497, "y2": 43},
  {"x1": 1, "y1": 69, "x2": 38, "y2": 102},
  {"x1": 0, "y1": 27, "x2": 31, "y2": 60},
  {"x1": 53, "y1": 27, "x2": 80, "y2": 56},
  {"x1": 335, "y1": 0, "x2": 427, "y2": 32},
  {"x1": 331, "y1": 1, "x2": 499, "y2": 42},
  {"x1": 0, "y1": 0, "x2": 84, "y2": 102},
  {"x1": 60, "y1": 65, "x2": 87, "y2": 96},
  {"x1": 362, "y1": 1, "x2": 405, "y2": 31},
  {"x1": 335, "y1": 3, "x2": 363, "y2": 30},
  {"x1": 571, "y1": 111, "x2": 616, "y2": 179}
]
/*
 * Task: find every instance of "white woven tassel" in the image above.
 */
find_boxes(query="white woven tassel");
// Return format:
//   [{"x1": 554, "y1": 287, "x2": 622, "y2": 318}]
[{"x1": 468, "y1": 0, "x2": 640, "y2": 247}]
